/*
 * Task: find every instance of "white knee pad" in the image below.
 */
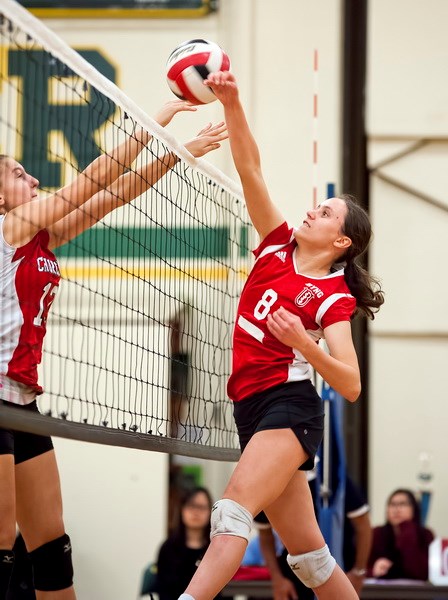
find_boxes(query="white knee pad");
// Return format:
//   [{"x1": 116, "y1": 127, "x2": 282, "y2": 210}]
[
  {"x1": 287, "y1": 544, "x2": 336, "y2": 588},
  {"x1": 210, "y1": 499, "x2": 253, "y2": 542}
]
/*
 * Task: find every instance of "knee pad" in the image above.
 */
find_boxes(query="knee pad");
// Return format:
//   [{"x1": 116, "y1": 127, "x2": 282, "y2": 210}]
[
  {"x1": 29, "y1": 533, "x2": 73, "y2": 591},
  {"x1": 210, "y1": 499, "x2": 253, "y2": 542},
  {"x1": 287, "y1": 544, "x2": 336, "y2": 588}
]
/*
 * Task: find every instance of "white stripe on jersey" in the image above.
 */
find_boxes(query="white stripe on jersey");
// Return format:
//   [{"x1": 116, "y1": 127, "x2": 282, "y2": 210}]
[
  {"x1": 0, "y1": 216, "x2": 25, "y2": 378},
  {"x1": 315, "y1": 293, "x2": 354, "y2": 328},
  {"x1": 0, "y1": 376, "x2": 36, "y2": 404},
  {"x1": 286, "y1": 328, "x2": 321, "y2": 383},
  {"x1": 238, "y1": 315, "x2": 264, "y2": 343},
  {"x1": 287, "y1": 348, "x2": 313, "y2": 382}
]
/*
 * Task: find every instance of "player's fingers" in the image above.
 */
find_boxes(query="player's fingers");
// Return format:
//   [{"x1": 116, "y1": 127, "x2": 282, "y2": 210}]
[
  {"x1": 215, "y1": 71, "x2": 228, "y2": 86},
  {"x1": 198, "y1": 143, "x2": 221, "y2": 157},
  {"x1": 197, "y1": 122, "x2": 213, "y2": 135},
  {"x1": 173, "y1": 99, "x2": 194, "y2": 109},
  {"x1": 270, "y1": 310, "x2": 286, "y2": 325},
  {"x1": 266, "y1": 316, "x2": 282, "y2": 332},
  {"x1": 276, "y1": 306, "x2": 299, "y2": 325},
  {"x1": 210, "y1": 131, "x2": 229, "y2": 142},
  {"x1": 201, "y1": 124, "x2": 225, "y2": 137},
  {"x1": 198, "y1": 132, "x2": 227, "y2": 147},
  {"x1": 208, "y1": 121, "x2": 226, "y2": 132},
  {"x1": 204, "y1": 72, "x2": 219, "y2": 85}
]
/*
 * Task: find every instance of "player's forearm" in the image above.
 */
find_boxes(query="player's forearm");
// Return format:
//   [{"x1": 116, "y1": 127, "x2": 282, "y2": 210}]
[
  {"x1": 109, "y1": 152, "x2": 178, "y2": 201},
  {"x1": 224, "y1": 101, "x2": 261, "y2": 176},
  {"x1": 259, "y1": 530, "x2": 283, "y2": 580},
  {"x1": 105, "y1": 127, "x2": 152, "y2": 183},
  {"x1": 81, "y1": 128, "x2": 152, "y2": 195},
  {"x1": 47, "y1": 189, "x2": 125, "y2": 248},
  {"x1": 48, "y1": 153, "x2": 177, "y2": 248},
  {"x1": 351, "y1": 515, "x2": 373, "y2": 572},
  {"x1": 300, "y1": 339, "x2": 361, "y2": 401}
]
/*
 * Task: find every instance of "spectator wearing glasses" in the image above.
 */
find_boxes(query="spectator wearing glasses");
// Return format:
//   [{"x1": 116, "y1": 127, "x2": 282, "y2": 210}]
[
  {"x1": 156, "y1": 487, "x2": 217, "y2": 600},
  {"x1": 367, "y1": 489, "x2": 434, "y2": 581}
]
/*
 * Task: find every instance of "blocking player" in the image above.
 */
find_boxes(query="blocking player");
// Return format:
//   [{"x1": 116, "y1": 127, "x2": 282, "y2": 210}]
[{"x1": 0, "y1": 100, "x2": 227, "y2": 600}]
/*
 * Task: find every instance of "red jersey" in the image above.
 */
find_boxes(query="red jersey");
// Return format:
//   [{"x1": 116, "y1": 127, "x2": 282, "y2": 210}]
[
  {"x1": 0, "y1": 216, "x2": 60, "y2": 404},
  {"x1": 227, "y1": 222, "x2": 356, "y2": 401}
]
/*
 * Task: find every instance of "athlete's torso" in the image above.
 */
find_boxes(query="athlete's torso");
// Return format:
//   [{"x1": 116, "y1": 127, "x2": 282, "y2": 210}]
[
  {"x1": 0, "y1": 215, "x2": 60, "y2": 403},
  {"x1": 227, "y1": 222, "x2": 356, "y2": 401}
]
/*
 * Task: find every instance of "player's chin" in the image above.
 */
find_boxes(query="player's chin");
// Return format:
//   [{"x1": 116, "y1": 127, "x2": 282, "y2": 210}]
[{"x1": 293, "y1": 228, "x2": 305, "y2": 241}]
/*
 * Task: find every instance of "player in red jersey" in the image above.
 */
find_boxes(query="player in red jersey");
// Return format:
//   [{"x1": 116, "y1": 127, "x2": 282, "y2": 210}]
[
  {"x1": 0, "y1": 101, "x2": 227, "y2": 600},
  {"x1": 176, "y1": 72, "x2": 384, "y2": 600}
]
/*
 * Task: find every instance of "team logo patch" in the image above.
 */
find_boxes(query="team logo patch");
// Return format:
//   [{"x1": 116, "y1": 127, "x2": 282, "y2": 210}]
[
  {"x1": 295, "y1": 283, "x2": 324, "y2": 307},
  {"x1": 295, "y1": 287, "x2": 315, "y2": 307}
]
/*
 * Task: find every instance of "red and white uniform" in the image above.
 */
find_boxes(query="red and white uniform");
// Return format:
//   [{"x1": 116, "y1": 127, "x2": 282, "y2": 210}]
[
  {"x1": 0, "y1": 215, "x2": 60, "y2": 404},
  {"x1": 228, "y1": 222, "x2": 356, "y2": 402}
]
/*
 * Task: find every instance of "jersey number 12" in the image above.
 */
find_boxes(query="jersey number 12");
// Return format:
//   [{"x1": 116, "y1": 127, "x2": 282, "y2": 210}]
[{"x1": 33, "y1": 282, "x2": 58, "y2": 327}]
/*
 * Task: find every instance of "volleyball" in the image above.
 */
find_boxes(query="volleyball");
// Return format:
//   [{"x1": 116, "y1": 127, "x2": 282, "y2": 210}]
[{"x1": 166, "y1": 39, "x2": 230, "y2": 105}]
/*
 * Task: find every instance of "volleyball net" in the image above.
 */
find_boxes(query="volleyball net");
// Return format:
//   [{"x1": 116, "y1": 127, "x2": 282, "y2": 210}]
[{"x1": 0, "y1": 0, "x2": 251, "y2": 461}]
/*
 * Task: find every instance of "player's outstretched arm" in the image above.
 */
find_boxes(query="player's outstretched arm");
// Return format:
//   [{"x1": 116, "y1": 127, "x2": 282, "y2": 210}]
[
  {"x1": 76, "y1": 100, "x2": 198, "y2": 194},
  {"x1": 47, "y1": 100, "x2": 197, "y2": 204},
  {"x1": 3, "y1": 101, "x2": 197, "y2": 248},
  {"x1": 204, "y1": 71, "x2": 284, "y2": 241},
  {"x1": 47, "y1": 121, "x2": 227, "y2": 248}
]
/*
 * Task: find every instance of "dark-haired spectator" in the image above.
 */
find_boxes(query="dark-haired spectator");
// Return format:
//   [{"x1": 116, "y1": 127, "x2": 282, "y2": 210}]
[
  {"x1": 156, "y1": 487, "x2": 219, "y2": 600},
  {"x1": 368, "y1": 488, "x2": 434, "y2": 580}
]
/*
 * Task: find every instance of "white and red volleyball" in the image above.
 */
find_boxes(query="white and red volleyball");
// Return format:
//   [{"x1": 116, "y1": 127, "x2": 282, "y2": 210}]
[{"x1": 166, "y1": 39, "x2": 230, "y2": 105}]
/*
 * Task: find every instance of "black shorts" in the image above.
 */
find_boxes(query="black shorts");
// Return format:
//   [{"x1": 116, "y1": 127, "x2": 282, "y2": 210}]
[
  {"x1": 0, "y1": 400, "x2": 54, "y2": 464},
  {"x1": 233, "y1": 380, "x2": 324, "y2": 471}
]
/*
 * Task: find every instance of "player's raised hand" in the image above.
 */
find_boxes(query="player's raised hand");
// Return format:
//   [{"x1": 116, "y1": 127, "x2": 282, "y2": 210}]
[
  {"x1": 154, "y1": 99, "x2": 197, "y2": 127},
  {"x1": 204, "y1": 71, "x2": 239, "y2": 105},
  {"x1": 184, "y1": 121, "x2": 228, "y2": 158}
]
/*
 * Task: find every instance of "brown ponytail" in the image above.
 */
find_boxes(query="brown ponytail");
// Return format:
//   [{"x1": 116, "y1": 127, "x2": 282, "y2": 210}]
[{"x1": 338, "y1": 194, "x2": 385, "y2": 319}]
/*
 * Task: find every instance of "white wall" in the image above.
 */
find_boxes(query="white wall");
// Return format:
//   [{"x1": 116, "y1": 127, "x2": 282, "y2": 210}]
[
  {"x1": 54, "y1": 437, "x2": 168, "y2": 600},
  {"x1": 367, "y1": 0, "x2": 448, "y2": 535}
]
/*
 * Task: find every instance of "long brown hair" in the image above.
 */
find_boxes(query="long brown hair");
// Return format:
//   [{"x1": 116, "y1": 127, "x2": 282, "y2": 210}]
[{"x1": 338, "y1": 194, "x2": 384, "y2": 319}]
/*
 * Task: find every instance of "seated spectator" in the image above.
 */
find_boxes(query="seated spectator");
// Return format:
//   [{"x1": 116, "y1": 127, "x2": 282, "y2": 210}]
[
  {"x1": 368, "y1": 488, "x2": 434, "y2": 580},
  {"x1": 156, "y1": 487, "x2": 216, "y2": 600}
]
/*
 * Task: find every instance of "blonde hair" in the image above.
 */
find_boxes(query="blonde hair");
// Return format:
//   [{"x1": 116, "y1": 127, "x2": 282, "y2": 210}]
[{"x1": 0, "y1": 155, "x2": 10, "y2": 189}]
